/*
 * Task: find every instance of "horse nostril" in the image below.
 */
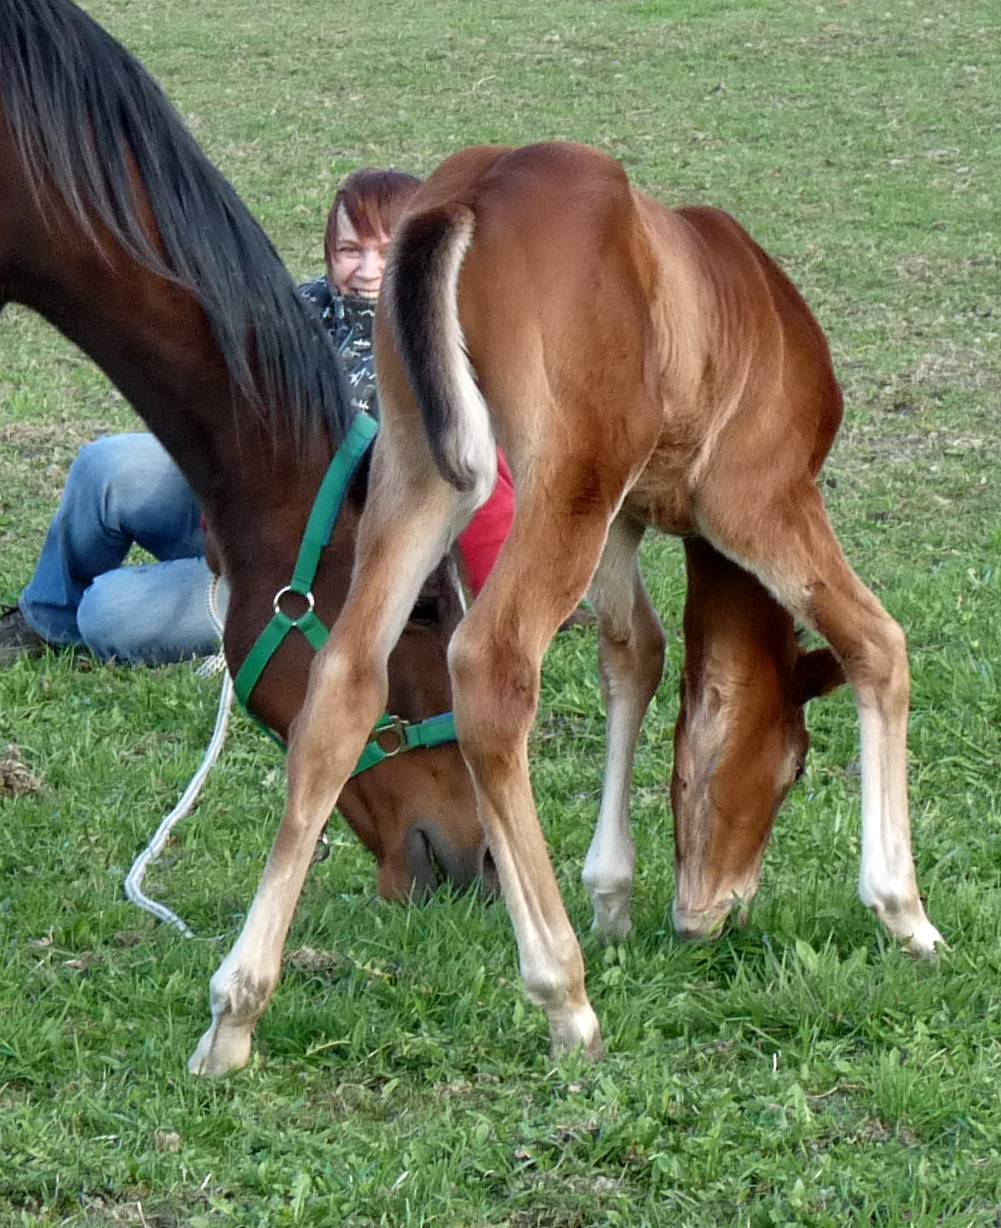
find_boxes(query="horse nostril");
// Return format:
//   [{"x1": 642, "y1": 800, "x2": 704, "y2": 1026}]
[
  {"x1": 420, "y1": 828, "x2": 448, "y2": 890},
  {"x1": 403, "y1": 824, "x2": 495, "y2": 898},
  {"x1": 404, "y1": 826, "x2": 444, "y2": 899}
]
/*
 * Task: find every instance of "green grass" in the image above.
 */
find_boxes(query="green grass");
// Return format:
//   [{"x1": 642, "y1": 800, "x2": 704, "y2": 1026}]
[{"x1": 2, "y1": 0, "x2": 1000, "y2": 1223}]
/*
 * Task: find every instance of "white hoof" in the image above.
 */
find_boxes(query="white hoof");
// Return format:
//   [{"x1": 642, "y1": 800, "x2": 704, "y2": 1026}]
[
  {"x1": 869, "y1": 893, "x2": 948, "y2": 957},
  {"x1": 904, "y1": 919, "x2": 946, "y2": 959},
  {"x1": 188, "y1": 956, "x2": 274, "y2": 1076},
  {"x1": 548, "y1": 1001, "x2": 604, "y2": 1060},
  {"x1": 590, "y1": 890, "x2": 633, "y2": 943},
  {"x1": 188, "y1": 1018, "x2": 254, "y2": 1077}
]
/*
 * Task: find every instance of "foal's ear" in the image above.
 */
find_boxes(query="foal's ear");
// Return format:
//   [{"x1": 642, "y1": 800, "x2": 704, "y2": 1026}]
[{"x1": 793, "y1": 648, "x2": 846, "y2": 705}]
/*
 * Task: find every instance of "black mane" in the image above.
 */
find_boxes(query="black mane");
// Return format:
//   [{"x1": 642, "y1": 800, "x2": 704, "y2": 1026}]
[{"x1": 0, "y1": 0, "x2": 351, "y2": 446}]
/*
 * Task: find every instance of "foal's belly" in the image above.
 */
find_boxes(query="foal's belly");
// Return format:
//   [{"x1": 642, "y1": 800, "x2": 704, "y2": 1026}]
[{"x1": 624, "y1": 447, "x2": 697, "y2": 536}]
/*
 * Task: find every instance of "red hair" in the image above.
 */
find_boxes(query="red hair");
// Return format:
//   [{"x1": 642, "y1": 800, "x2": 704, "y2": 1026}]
[{"x1": 324, "y1": 168, "x2": 421, "y2": 269}]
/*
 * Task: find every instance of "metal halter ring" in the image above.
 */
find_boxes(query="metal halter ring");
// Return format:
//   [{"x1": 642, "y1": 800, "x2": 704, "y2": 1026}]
[
  {"x1": 272, "y1": 585, "x2": 316, "y2": 624},
  {"x1": 373, "y1": 716, "x2": 408, "y2": 757}
]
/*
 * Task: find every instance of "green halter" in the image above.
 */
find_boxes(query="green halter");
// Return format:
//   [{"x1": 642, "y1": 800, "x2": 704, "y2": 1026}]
[{"x1": 232, "y1": 411, "x2": 458, "y2": 776}]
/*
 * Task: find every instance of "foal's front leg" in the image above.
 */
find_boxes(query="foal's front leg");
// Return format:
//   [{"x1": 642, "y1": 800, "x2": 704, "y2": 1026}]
[
  {"x1": 188, "y1": 673, "x2": 380, "y2": 1076},
  {"x1": 702, "y1": 482, "x2": 943, "y2": 956},
  {"x1": 189, "y1": 476, "x2": 462, "y2": 1077},
  {"x1": 582, "y1": 515, "x2": 665, "y2": 940}
]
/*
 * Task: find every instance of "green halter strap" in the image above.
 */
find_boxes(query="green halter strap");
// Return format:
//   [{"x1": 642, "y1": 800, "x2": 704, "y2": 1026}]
[{"x1": 232, "y1": 411, "x2": 458, "y2": 776}]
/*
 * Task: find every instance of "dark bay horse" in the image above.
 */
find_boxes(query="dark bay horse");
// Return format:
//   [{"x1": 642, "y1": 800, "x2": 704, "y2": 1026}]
[
  {"x1": 0, "y1": 2, "x2": 489, "y2": 915},
  {"x1": 188, "y1": 140, "x2": 945, "y2": 1072}
]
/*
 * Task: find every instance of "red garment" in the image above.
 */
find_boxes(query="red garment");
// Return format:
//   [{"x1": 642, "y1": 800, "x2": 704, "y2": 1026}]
[
  {"x1": 202, "y1": 454, "x2": 514, "y2": 598},
  {"x1": 456, "y1": 450, "x2": 515, "y2": 595}
]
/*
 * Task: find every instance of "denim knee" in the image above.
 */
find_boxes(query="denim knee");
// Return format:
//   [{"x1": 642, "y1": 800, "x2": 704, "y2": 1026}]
[
  {"x1": 68, "y1": 434, "x2": 145, "y2": 497},
  {"x1": 68, "y1": 434, "x2": 174, "y2": 525}
]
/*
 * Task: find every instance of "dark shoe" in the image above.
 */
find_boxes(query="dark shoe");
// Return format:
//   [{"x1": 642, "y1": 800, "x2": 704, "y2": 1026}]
[{"x1": 0, "y1": 605, "x2": 50, "y2": 666}]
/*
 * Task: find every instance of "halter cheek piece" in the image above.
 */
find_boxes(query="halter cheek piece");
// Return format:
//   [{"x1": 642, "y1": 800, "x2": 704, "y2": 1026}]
[{"x1": 233, "y1": 410, "x2": 459, "y2": 775}]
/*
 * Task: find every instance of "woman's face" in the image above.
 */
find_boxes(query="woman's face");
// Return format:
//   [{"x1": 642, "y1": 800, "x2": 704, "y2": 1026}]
[{"x1": 328, "y1": 205, "x2": 391, "y2": 299}]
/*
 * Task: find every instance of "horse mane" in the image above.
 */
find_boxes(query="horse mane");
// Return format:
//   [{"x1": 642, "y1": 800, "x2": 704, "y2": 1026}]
[{"x1": 0, "y1": 0, "x2": 351, "y2": 448}]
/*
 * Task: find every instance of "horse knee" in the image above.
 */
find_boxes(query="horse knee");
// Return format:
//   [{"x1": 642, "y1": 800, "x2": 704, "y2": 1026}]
[
  {"x1": 448, "y1": 622, "x2": 538, "y2": 754},
  {"x1": 599, "y1": 609, "x2": 665, "y2": 707},
  {"x1": 306, "y1": 642, "x2": 387, "y2": 723},
  {"x1": 842, "y1": 616, "x2": 909, "y2": 710}
]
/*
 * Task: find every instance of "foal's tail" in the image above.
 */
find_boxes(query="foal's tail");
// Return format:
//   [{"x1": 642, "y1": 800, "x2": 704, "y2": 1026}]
[{"x1": 384, "y1": 204, "x2": 496, "y2": 495}]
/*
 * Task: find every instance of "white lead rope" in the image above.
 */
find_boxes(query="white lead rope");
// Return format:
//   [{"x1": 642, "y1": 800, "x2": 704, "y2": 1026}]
[
  {"x1": 125, "y1": 575, "x2": 232, "y2": 936},
  {"x1": 124, "y1": 668, "x2": 234, "y2": 937},
  {"x1": 122, "y1": 554, "x2": 466, "y2": 934}
]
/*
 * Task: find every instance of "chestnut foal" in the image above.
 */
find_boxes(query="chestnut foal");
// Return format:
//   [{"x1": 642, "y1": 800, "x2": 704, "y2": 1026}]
[{"x1": 190, "y1": 140, "x2": 942, "y2": 1073}]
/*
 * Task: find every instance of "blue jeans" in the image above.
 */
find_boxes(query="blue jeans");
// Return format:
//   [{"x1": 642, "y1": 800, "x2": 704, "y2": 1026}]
[{"x1": 19, "y1": 434, "x2": 223, "y2": 664}]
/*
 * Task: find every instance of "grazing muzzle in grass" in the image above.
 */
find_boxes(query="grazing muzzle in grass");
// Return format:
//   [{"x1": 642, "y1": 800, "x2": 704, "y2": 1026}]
[{"x1": 393, "y1": 826, "x2": 499, "y2": 900}]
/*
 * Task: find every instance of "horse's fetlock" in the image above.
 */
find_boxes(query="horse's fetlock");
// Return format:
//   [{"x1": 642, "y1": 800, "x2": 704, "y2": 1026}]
[
  {"x1": 521, "y1": 938, "x2": 584, "y2": 1013},
  {"x1": 523, "y1": 969, "x2": 572, "y2": 1012},
  {"x1": 582, "y1": 866, "x2": 634, "y2": 901},
  {"x1": 858, "y1": 866, "x2": 913, "y2": 916},
  {"x1": 582, "y1": 841, "x2": 635, "y2": 893},
  {"x1": 210, "y1": 965, "x2": 274, "y2": 1026}
]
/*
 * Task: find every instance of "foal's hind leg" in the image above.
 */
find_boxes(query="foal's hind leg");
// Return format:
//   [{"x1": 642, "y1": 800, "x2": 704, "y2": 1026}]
[
  {"x1": 447, "y1": 473, "x2": 643, "y2": 1056},
  {"x1": 582, "y1": 514, "x2": 665, "y2": 940},
  {"x1": 701, "y1": 483, "x2": 943, "y2": 955},
  {"x1": 189, "y1": 457, "x2": 472, "y2": 1076}
]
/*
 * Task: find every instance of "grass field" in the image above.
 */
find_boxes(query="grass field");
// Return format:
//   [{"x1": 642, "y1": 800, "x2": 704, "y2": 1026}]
[{"x1": 2, "y1": 0, "x2": 1000, "y2": 1224}]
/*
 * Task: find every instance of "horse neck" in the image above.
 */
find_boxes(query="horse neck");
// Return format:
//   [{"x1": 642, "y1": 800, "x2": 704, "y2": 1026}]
[
  {"x1": 8, "y1": 217, "x2": 331, "y2": 558},
  {"x1": 681, "y1": 539, "x2": 797, "y2": 701}
]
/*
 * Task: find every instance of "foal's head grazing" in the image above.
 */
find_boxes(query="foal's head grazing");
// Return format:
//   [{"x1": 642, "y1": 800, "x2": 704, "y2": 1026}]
[{"x1": 671, "y1": 541, "x2": 845, "y2": 938}]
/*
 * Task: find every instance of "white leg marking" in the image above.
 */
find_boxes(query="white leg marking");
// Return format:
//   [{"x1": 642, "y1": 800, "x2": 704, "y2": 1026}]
[
  {"x1": 490, "y1": 828, "x2": 602, "y2": 1056},
  {"x1": 857, "y1": 701, "x2": 943, "y2": 956},
  {"x1": 583, "y1": 714, "x2": 639, "y2": 942},
  {"x1": 189, "y1": 837, "x2": 313, "y2": 1076},
  {"x1": 582, "y1": 520, "x2": 662, "y2": 941}
]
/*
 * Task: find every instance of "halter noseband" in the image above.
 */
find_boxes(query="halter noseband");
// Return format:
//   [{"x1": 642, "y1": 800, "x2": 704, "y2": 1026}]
[{"x1": 233, "y1": 411, "x2": 458, "y2": 775}]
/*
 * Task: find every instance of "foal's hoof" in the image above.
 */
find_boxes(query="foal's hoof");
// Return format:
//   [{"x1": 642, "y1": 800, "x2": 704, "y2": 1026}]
[
  {"x1": 869, "y1": 896, "x2": 946, "y2": 960},
  {"x1": 548, "y1": 1003, "x2": 604, "y2": 1061},
  {"x1": 904, "y1": 919, "x2": 947, "y2": 960},
  {"x1": 590, "y1": 899, "x2": 633, "y2": 944},
  {"x1": 188, "y1": 1021, "x2": 253, "y2": 1077}
]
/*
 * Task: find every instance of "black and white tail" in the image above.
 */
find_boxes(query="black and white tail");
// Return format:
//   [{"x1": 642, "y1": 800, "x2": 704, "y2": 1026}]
[{"x1": 384, "y1": 204, "x2": 496, "y2": 497}]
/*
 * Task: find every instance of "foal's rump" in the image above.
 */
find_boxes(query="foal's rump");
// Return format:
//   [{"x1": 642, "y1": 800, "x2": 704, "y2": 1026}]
[
  {"x1": 382, "y1": 142, "x2": 666, "y2": 501},
  {"x1": 382, "y1": 139, "x2": 846, "y2": 544}
]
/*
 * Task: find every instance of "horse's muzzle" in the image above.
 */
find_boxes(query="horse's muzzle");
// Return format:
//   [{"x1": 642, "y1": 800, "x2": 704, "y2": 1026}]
[{"x1": 404, "y1": 824, "x2": 500, "y2": 900}]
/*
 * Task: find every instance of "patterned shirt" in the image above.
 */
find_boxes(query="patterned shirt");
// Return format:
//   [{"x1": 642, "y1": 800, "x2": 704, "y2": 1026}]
[{"x1": 299, "y1": 277, "x2": 379, "y2": 417}]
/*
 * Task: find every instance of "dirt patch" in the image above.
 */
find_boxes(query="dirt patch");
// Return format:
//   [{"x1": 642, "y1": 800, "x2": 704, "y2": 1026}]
[
  {"x1": 0, "y1": 745, "x2": 45, "y2": 797},
  {"x1": 77, "y1": 1194, "x2": 186, "y2": 1227},
  {"x1": 288, "y1": 946, "x2": 344, "y2": 973}
]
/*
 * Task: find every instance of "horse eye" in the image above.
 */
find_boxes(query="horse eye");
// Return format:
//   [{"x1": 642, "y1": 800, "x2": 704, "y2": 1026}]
[{"x1": 409, "y1": 599, "x2": 438, "y2": 627}]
